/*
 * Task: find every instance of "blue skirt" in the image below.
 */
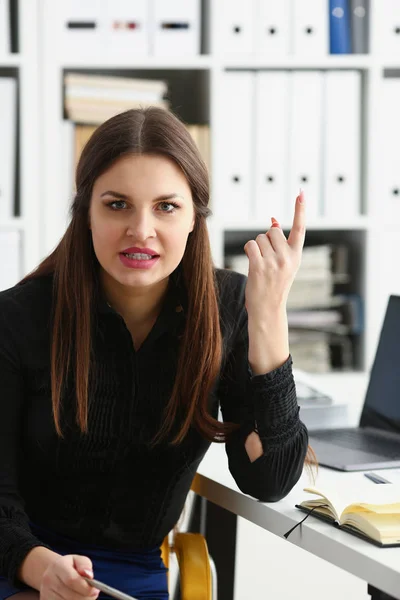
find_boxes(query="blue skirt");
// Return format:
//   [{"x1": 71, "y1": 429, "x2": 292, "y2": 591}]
[{"x1": 0, "y1": 522, "x2": 168, "y2": 600}]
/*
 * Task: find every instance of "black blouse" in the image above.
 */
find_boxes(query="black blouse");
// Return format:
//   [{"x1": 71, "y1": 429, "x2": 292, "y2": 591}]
[{"x1": 0, "y1": 267, "x2": 308, "y2": 586}]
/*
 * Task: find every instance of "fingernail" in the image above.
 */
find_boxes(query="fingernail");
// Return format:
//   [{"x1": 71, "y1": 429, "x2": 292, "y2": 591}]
[
  {"x1": 83, "y1": 569, "x2": 94, "y2": 578},
  {"x1": 298, "y1": 190, "x2": 304, "y2": 204},
  {"x1": 271, "y1": 217, "x2": 280, "y2": 228}
]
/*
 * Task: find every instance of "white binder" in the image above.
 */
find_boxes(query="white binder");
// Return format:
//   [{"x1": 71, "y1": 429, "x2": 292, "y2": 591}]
[
  {"x1": 291, "y1": 0, "x2": 329, "y2": 55},
  {"x1": 150, "y1": 0, "x2": 200, "y2": 56},
  {"x1": 254, "y1": 0, "x2": 291, "y2": 55},
  {"x1": 61, "y1": 0, "x2": 149, "y2": 56},
  {"x1": 254, "y1": 71, "x2": 290, "y2": 225},
  {"x1": 0, "y1": 230, "x2": 21, "y2": 291},
  {"x1": 288, "y1": 72, "x2": 323, "y2": 219},
  {"x1": 323, "y1": 71, "x2": 361, "y2": 219},
  {"x1": 105, "y1": 0, "x2": 150, "y2": 55},
  {"x1": 60, "y1": 0, "x2": 106, "y2": 54},
  {"x1": 0, "y1": 77, "x2": 16, "y2": 220},
  {"x1": 221, "y1": 0, "x2": 254, "y2": 54},
  {"x1": 0, "y1": 0, "x2": 10, "y2": 55},
  {"x1": 219, "y1": 71, "x2": 254, "y2": 224},
  {"x1": 381, "y1": 78, "x2": 400, "y2": 223},
  {"x1": 375, "y1": 0, "x2": 400, "y2": 55}
]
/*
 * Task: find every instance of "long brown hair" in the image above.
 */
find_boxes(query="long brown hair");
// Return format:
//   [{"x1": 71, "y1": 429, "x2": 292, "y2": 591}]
[
  {"x1": 19, "y1": 106, "x2": 316, "y2": 468},
  {"x1": 19, "y1": 107, "x2": 239, "y2": 446}
]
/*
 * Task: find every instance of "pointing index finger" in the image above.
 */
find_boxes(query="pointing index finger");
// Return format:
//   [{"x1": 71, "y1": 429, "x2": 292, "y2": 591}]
[{"x1": 287, "y1": 190, "x2": 306, "y2": 250}]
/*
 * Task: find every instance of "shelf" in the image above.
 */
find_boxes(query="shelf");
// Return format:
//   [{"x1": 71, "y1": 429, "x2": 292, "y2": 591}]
[
  {"x1": 47, "y1": 53, "x2": 400, "y2": 74},
  {"x1": 221, "y1": 55, "x2": 373, "y2": 70},
  {"x1": 382, "y1": 61, "x2": 400, "y2": 70},
  {"x1": 221, "y1": 216, "x2": 371, "y2": 231},
  {"x1": 0, "y1": 54, "x2": 23, "y2": 67},
  {"x1": 58, "y1": 54, "x2": 214, "y2": 70},
  {"x1": 0, "y1": 218, "x2": 26, "y2": 230}
]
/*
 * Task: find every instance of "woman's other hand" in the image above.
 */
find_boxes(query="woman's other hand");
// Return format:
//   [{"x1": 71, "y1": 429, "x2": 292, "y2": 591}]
[{"x1": 40, "y1": 554, "x2": 99, "y2": 600}]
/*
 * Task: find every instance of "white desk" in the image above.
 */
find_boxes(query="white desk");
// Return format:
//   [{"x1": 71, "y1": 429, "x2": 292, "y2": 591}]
[{"x1": 192, "y1": 373, "x2": 400, "y2": 600}]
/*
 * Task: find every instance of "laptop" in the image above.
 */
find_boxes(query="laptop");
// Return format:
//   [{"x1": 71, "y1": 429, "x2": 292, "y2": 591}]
[{"x1": 308, "y1": 295, "x2": 400, "y2": 471}]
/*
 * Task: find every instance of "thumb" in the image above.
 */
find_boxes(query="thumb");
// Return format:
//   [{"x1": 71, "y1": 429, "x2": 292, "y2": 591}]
[
  {"x1": 73, "y1": 555, "x2": 94, "y2": 579},
  {"x1": 244, "y1": 240, "x2": 260, "y2": 271}
]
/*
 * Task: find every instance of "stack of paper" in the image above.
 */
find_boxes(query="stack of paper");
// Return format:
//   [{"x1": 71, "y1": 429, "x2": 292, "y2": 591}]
[
  {"x1": 288, "y1": 246, "x2": 333, "y2": 309},
  {"x1": 70, "y1": 122, "x2": 210, "y2": 172},
  {"x1": 226, "y1": 242, "x2": 361, "y2": 372},
  {"x1": 64, "y1": 73, "x2": 169, "y2": 125}
]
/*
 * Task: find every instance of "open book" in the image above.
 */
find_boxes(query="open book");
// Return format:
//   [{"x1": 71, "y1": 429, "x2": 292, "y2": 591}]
[{"x1": 296, "y1": 483, "x2": 400, "y2": 547}]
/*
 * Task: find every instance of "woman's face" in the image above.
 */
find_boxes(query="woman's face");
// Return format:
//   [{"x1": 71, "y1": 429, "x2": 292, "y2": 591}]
[{"x1": 89, "y1": 153, "x2": 195, "y2": 290}]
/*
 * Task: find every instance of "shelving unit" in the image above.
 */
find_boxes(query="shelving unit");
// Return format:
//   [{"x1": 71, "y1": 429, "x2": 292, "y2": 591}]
[{"x1": 2, "y1": 3, "x2": 399, "y2": 599}]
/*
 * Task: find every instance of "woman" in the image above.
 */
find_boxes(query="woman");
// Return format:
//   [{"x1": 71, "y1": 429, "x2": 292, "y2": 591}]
[{"x1": 0, "y1": 107, "x2": 310, "y2": 600}]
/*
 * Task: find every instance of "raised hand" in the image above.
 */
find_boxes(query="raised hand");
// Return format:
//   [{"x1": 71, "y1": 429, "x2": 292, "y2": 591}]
[{"x1": 243, "y1": 190, "x2": 306, "y2": 323}]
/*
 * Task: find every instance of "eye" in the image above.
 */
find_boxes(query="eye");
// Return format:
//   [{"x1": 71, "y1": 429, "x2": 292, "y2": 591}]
[
  {"x1": 106, "y1": 200, "x2": 127, "y2": 210},
  {"x1": 158, "y1": 201, "x2": 180, "y2": 213}
]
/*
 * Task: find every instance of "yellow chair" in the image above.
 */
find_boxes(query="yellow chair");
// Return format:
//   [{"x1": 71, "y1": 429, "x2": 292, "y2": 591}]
[{"x1": 161, "y1": 532, "x2": 212, "y2": 600}]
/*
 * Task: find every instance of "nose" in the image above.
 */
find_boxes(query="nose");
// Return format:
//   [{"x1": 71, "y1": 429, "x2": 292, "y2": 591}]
[{"x1": 126, "y1": 208, "x2": 156, "y2": 242}]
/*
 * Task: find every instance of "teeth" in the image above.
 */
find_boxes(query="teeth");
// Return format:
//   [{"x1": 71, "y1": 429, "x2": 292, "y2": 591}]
[{"x1": 124, "y1": 253, "x2": 154, "y2": 260}]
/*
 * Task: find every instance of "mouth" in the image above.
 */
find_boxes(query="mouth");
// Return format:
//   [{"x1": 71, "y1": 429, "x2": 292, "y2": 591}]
[
  {"x1": 120, "y1": 252, "x2": 160, "y2": 261},
  {"x1": 120, "y1": 246, "x2": 159, "y2": 257},
  {"x1": 118, "y1": 252, "x2": 160, "y2": 269},
  {"x1": 120, "y1": 252, "x2": 159, "y2": 261}
]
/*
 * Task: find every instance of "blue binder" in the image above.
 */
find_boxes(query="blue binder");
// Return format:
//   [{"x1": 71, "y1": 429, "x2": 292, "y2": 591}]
[{"x1": 329, "y1": 0, "x2": 352, "y2": 54}]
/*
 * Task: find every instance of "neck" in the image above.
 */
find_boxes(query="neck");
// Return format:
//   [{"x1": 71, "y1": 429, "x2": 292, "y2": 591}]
[{"x1": 100, "y1": 269, "x2": 170, "y2": 326}]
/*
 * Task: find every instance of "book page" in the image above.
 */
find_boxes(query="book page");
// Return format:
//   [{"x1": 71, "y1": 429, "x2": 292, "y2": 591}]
[
  {"x1": 302, "y1": 483, "x2": 400, "y2": 520},
  {"x1": 342, "y1": 513, "x2": 400, "y2": 544}
]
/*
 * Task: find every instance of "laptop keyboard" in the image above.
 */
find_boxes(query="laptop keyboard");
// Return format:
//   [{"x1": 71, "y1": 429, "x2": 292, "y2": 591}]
[{"x1": 310, "y1": 429, "x2": 400, "y2": 459}]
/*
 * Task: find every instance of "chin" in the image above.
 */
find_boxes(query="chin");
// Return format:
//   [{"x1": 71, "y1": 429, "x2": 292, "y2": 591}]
[{"x1": 117, "y1": 264, "x2": 168, "y2": 287}]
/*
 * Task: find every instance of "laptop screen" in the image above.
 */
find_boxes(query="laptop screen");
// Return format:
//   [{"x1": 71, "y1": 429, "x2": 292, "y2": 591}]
[{"x1": 360, "y1": 295, "x2": 400, "y2": 433}]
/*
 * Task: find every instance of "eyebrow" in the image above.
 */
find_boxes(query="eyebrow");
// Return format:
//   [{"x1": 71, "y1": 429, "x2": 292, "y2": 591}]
[{"x1": 100, "y1": 190, "x2": 185, "y2": 202}]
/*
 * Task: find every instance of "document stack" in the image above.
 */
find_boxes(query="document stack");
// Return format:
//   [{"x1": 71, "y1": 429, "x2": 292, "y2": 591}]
[
  {"x1": 287, "y1": 244, "x2": 362, "y2": 372},
  {"x1": 220, "y1": 70, "x2": 361, "y2": 225},
  {"x1": 0, "y1": 0, "x2": 10, "y2": 54},
  {"x1": 64, "y1": 73, "x2": 169, "y2": 125},
  {"x1": 287, "y1": 245, "x2": 334, "y2": 372},
  {"x1": 184, "y1": 125, "x2": 211, "y2": 172},
  {"x1": 221, "y1": 0, "x2": 369, "y2": 55},
  {"x1": 225, "y1": 242, "x2": 362, "y2": 373},
  {"x1": 58, "y1": 0, "x2": 201, "y2": 57},
  {"x1": 288, "y1": 245, "x2": 334, "y2": 311},
  {"x1": 70, "y1": 122, "x2": 210, "y2": 173}
]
